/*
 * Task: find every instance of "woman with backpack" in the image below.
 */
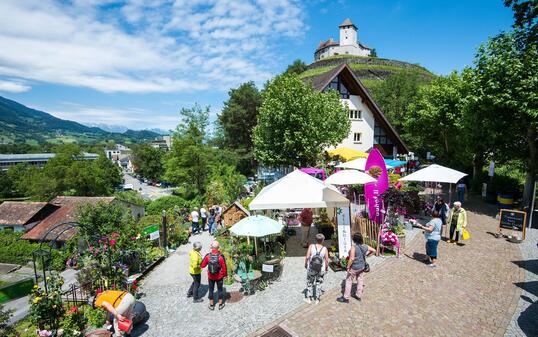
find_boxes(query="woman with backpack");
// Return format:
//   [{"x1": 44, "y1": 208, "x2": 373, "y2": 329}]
[
  {"x1": 200, "y1": 240, "x2": 227, "y2": 310},
  {"x1": 337, "y1": 233, "x2": 375, "y2": 303},
  {"x1": 304, "y1": 234, "x2": 329, "y2": 304}
]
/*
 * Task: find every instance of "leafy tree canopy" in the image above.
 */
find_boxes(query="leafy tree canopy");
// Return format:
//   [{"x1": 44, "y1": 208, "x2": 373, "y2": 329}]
[
  {"x1": 253, "y1": 75, "x2": 350, "y2": 167},
  {"x1": 131, "y1": 144, "x2": 164, "y2": 181},
  {"x1": 284, "y1": 59, "x2": 308, "y2": 75}
]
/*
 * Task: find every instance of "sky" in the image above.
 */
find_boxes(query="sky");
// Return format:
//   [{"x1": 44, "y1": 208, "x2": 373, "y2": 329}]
[{"x1": 0, "y1": 0, "x2": 515, "y2": 132}]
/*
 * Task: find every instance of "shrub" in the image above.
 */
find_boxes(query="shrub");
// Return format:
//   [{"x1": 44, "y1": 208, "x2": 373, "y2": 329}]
[
  {"x1": 0, "y1": 231, "x2": 39, "y2": 265},
  {"x1": 146, "y1": 196, "x2": 190, "y2": 215},
  {"x1": 83, "y1": 306, "x2": 106, "y2": 328}
]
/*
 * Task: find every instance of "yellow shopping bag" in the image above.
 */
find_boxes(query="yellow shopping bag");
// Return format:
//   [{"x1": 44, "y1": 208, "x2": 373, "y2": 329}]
[{"x1": 462, "y1": 228, "x2": 471, "y2": 240}]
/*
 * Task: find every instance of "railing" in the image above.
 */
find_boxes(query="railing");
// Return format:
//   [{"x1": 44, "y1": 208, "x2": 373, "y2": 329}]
[{"x1": 352, "y1": 216, "x2": 381, "y2": 249}]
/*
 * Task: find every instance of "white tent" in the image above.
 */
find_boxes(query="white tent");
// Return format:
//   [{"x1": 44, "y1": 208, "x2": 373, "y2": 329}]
[
  {"x1": 399, "y1": 164, "x2": 467, "y2": 184},
  {"x1": 249, "y1": 170, "x2": 349, "y2": 210},
  {"x1": 325, "y1": 169, "x2": 376, "y2": 185},
  {"x1": 336, "y1": 158, "x2": 393, "y2": 171}
]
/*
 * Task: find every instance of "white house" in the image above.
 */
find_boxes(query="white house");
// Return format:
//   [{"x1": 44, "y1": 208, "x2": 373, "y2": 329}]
[
  {"x1": 303, "y1": 64, "x2": 408, "y2": 157},
  {"x1": 315, "y1": 18, "x2": 371, "y2": 61}
]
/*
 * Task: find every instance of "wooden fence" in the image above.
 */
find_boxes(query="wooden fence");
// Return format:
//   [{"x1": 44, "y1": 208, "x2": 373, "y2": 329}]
[{"x1": 352, "y1": 216, "x2": 381, "y2": 249}]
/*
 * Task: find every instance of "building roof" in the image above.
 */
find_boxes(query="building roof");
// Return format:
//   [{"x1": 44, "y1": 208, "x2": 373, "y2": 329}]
[
  {"x1": 223, "y1": 201, "x2": 250, "y2": 216},
  {"x1": 0, "y1": 201, "x2": 49, "y2": 226},
  {"x1": 0, "y1": 153, "x2": 99, "y2": 163},
  {"x1": 339, "y1": 18, "x2": 357, "y2": 29},
  {"x1": 22, "y1": 196, "x2": 115, "y2": 242},
  {"x1": 302, "y1": 64, "x2": 409, "y2": 153},
  {"x1": 316, "y1": 38, "x2": 339, "y2": 52}
]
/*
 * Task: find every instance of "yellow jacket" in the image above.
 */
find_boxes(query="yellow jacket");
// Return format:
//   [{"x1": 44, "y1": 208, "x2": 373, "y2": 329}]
[
  {"x1": 447, "y1": 208, "x2": 467, "y2": 231},
  {"x1": 189, "y1": 249, "x2": 202, "y2": 274}
]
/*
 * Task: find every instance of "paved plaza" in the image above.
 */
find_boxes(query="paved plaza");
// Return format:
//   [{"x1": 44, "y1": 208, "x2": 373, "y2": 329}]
[{"x1": 132, "y1": 198, "x2": 536, "y2": 337}]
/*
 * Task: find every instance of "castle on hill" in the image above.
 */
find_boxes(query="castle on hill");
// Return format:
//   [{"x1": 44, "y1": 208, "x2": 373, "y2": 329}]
[{"x1": 314, "y1": 18, "x2": 372, "y2": 61}]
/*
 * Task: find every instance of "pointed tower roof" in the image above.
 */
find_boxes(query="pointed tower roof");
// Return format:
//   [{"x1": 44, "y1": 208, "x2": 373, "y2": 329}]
[{"x1": 339, "y1": 18, "x2": 357, "y2": 29}]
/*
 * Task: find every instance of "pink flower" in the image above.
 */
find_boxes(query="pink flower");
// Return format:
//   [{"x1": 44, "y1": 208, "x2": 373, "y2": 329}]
[{"x1": 110, "y1": 239, "x2": 117, "y2": 246}]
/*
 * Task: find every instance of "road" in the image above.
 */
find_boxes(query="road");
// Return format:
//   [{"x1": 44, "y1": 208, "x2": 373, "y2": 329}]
[{"x1": 123, "y1": 173, "x2": 173, "y2": 201}]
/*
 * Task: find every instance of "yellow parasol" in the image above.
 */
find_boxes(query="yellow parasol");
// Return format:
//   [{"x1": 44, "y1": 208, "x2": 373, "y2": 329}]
[{"x1": 327, "y1": 147, "x2": 368, "y2": 161}]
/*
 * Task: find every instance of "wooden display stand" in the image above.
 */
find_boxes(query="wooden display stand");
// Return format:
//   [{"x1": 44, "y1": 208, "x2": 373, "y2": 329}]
[{"x1": 498, "y1": 209, "x2": 527, "y2": 240}]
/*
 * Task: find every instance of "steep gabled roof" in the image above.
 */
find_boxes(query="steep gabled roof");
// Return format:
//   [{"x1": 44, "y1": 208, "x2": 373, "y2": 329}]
[{"x1": 302, "y1": 64, "x2": 409, "y2": 153}]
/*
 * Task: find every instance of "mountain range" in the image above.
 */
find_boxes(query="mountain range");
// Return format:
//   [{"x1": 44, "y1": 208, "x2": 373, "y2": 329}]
[{"x1": 0, "y1": 95, "x2": 161, "y2": 145}]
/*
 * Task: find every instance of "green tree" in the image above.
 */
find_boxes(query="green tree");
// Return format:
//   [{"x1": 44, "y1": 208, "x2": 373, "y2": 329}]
[
  {"x1": 132, "y1": 144, "x2": 164, "y2": 181},
  {"x1": 0, "y1": 170, "x2": 13, "y2": 197},
  {"x1": 165, "y1": 104, "x2": 211, "y2": 197},
  {"x1": 253, "y1": 75, "x2": 350, "y2": 167},
  {"x1": 404, "y1": 72, "x2": 469, "y2": 166},
  {"x1": 206, "y1": 163, "x2": 246, "y2": 204},
  {"x1": 217, "y1": 82, "x2": 262, "y2": 175},
  {"x1": 76, "y1": 201, "x2": 131, "y2": 239},
  {"x1": 284, "y1": 59, "x2": 308, "y2": 75},
  {"x1": 372, "y1": 70, "x2": 430, "y2": 134},
  {"x1": 370, "y1": 48, "x2": 378, "y2": 57},
  {"x1": 504, "y1": 0, "x2": 537, "y2": 35},
  {"x1": 467, "y1": 28, "x2": 537, "y2": 206}
]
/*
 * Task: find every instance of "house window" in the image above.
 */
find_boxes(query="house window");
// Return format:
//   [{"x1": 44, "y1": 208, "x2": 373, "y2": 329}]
[
  {"x1": 353, "y1": 133, "x2": 362, "y2": 143},
  {"x1": 374, "y1": 121, "x2": 393, "y2": 145},
  {"x1": 324, "y1": 75, "x2": 350, "y2": 99},
  {"x1": 349, "y1": 110, "x2": 362, "y2": 120}
]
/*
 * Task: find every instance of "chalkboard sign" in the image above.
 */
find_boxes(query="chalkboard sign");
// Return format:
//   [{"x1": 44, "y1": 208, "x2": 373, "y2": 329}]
[{"x1": 499, "y1": 209, "x2": 527, "y2": 239}]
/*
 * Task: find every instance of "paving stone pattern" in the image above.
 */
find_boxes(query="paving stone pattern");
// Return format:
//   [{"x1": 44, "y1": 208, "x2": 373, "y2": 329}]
[
  {"x1": 253, "y1": 200, "x2": 525, "y2": 337},
  {"x1": 504, "y1": 227, "x2": 538, "y2": 337},
  {"x1": 134, "y1": 226, "x2": 401, "y2": 337}
]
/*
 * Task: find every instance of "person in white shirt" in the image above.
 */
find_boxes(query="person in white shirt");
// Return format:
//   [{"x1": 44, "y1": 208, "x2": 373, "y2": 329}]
[
  {"x1": 304, "y1": 234, "x2": 329, "y2": 304},
  {"x1": 191, "y1": 208, "x2": 200, "y2": 234},
  {"x1": 200, "y1": 205, "x2": 208, "y2": 231}
]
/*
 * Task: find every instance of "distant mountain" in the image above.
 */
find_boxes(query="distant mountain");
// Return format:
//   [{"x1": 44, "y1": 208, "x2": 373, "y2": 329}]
[
  {"x1": 123, "y1": 129, "x2": 160, "y2": 140},
  {"x1": 0, "y1": 96, "x2": 157, "y2": 144},
  {"x1": 147, "y1": 128, "x2": 170, "y2": 135},
  {"x1": 84, "y1": 122, "x2": 128, "y2": 133}
]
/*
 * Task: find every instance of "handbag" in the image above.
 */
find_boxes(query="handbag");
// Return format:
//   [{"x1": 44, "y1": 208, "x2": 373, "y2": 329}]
[
  {"x1": 462, "y1": 228, "x2": 471, "y2": 241},
  {"x1": 361, "y1": 245, "x2": 370, "y2": 273},
  {"x1": 118, "y1": 318, "x2": 133, "y2": 332}
]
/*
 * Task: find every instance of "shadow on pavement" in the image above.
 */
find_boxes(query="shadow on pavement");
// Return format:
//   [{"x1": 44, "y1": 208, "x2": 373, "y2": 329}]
[
  {"x1": 403, "y1": 252, "x2": 429, "y2": 265},
  {"x1": 514, "y1": 281, "x2": 538, "y2": 298},
  {"x1": 128, "y1": 312, "x2": 150, "y2": 337},
  {"x1": 512, "y1": 259, "x2": 538, "y2": 275},
  {"x1": 517, "y1": 301, "x2": 538, "y2": 337}
]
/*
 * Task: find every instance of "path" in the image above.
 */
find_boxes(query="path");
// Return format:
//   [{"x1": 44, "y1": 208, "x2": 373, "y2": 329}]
[{"x1": 253, "y1": 198, "x2": 527, "y2": 337}]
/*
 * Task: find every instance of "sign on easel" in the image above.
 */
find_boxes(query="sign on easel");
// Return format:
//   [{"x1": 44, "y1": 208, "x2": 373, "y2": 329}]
[
  {"x1": 498, "y1": 209, "x2": 527, "y2": 240},
  {"x1": 337, "y1": 207, "x2": 352, "y2": 258}
]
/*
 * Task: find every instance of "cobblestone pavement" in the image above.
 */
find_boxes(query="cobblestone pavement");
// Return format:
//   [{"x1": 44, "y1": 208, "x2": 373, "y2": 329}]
[
  {"x1": 133, "y1": 225, "x2": 419, "y2": 337},
  {"x1": 505, "y1": 227, "x2": 538, "y2": 337},
  {"x1": 253, "y1": 198, "x2": 526, "y2": 337}
]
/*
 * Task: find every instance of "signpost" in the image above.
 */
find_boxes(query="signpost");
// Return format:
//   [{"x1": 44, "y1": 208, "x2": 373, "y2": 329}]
[
  {"x1": 337, "y1": 207, "x2": 352, "y2": 258},
  {"x1": 498, "y1": 209, "x2": 527, "y2": 240}
]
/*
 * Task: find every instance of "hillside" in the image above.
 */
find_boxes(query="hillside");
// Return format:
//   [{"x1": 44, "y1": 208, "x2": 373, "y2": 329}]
[
  {"x1": 300, "y1": 55, "x2": 435, "y2": 92},
  {"x1": 0, "y1": 96, "x2": 159, "y2": 145}
]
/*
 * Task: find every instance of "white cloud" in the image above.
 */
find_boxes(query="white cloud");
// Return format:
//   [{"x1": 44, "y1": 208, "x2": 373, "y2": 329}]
[
  {"x1": 47, "y1": 102, "x2": 183, "y2": 130},
  {"x1": 0, "y1": 79, "x2": 31, "y2": 93},
  {"x1": 0, "y1": 0, "x2": 305, "y2": 93}
]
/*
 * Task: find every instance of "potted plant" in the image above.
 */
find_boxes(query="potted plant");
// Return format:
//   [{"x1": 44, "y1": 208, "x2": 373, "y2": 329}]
[{"x1": 316, "y1": 210, "x2": 334, "y2": 239}]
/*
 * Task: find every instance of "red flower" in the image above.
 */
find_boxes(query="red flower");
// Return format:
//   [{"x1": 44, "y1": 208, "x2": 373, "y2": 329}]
[
  {"x1": 69, "y1": 306, "x2": 78, "y2": 313},
  {"x1": 110, "y1": 239, "x2": 117, "y2": 246}
]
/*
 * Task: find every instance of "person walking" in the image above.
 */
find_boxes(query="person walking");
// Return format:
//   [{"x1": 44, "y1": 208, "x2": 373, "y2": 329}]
[
  {"x1": 417, "y1": 210, "x2": 443, "y2": 267},
  {"x1": 187, "y1": 242, "x2": 203, "y2": 303},
  {"x1": 456, "y1": 180, "x2": 467, "y2": 203},
  {"x1": 90, "y1": 290, "x2": 135, "y2": 336},
  {"x1": 201, "y1": 241, "x2": 227, "y2": 310},
  {"x1": 200, "y1": 205, "x2": 208, "y2": 231},
  {"x1": 299, "y1": 208, "x2": 313, "y2": 248},
  {"x1": 191, "y1": 207, "x2": 200, "y2": 235},
  {"x1": 304, "y1": 234, "x2": 329, "y2": 304},
  {"x1": 434, "y1": 197, "x2": 449, "y2": 237},
  {"x1": 208, "y1": 206, "x2": 216, "y2": 235},
  {"x1": 337, "y1": 233, "x2": 375, "y2": 303},
  {"x1": 447, "y1": 201, "x2": 467, "y2": 244}
]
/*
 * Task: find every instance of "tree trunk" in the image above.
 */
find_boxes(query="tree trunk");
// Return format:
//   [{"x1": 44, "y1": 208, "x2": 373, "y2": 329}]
[{"x1": 522, "y1": 126, "x2": 537, "y2": 213}]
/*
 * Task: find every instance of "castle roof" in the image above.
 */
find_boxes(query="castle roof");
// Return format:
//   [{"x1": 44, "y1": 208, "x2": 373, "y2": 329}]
[
  {"x1": 316, "y1": 38, "x2": 339, "y2": 52},
  {"x1": 339, "y1": 18, "x2": 357, "y2": 29}
]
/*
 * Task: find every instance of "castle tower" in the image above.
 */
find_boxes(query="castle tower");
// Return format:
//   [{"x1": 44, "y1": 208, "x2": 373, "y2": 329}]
[{"x1": 339, "y1": 18, "x2": 357, "y2": 46}]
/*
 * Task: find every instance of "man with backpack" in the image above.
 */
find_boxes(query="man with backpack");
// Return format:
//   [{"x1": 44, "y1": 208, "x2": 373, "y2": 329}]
[
  {"x1": 304, "y1": 234, "x2": 329, "y2": 304},
  {"x1": 200, "y1": 240, "x2": 227, "y2": 310}
]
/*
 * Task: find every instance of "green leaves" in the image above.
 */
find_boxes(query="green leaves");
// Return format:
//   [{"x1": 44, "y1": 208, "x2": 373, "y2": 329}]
[
  {"x1": 253, "y1": 74, "x2": 350, "y2": 167},
  {"x1": 132, "y1": 144, "x2": 164, "y2": 181}
]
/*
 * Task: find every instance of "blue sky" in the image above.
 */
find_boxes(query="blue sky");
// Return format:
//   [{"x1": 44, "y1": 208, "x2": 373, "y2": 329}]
[{"x1": 0, "y1": 0, "x2": 514, "y2": 132}]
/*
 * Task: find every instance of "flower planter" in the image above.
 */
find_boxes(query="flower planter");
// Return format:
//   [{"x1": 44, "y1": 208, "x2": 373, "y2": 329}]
[{"x1": 397, "y1": 234, "x2": 406, "y2": 250}]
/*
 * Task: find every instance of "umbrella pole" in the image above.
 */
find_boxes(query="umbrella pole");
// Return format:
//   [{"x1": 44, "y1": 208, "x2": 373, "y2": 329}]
[
  {"x1": 254, "y1": 238, "x2": 258, "y2": 256},
  {"x1": 247, "y1": 236, "x2": 250, "y2": 246}
]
